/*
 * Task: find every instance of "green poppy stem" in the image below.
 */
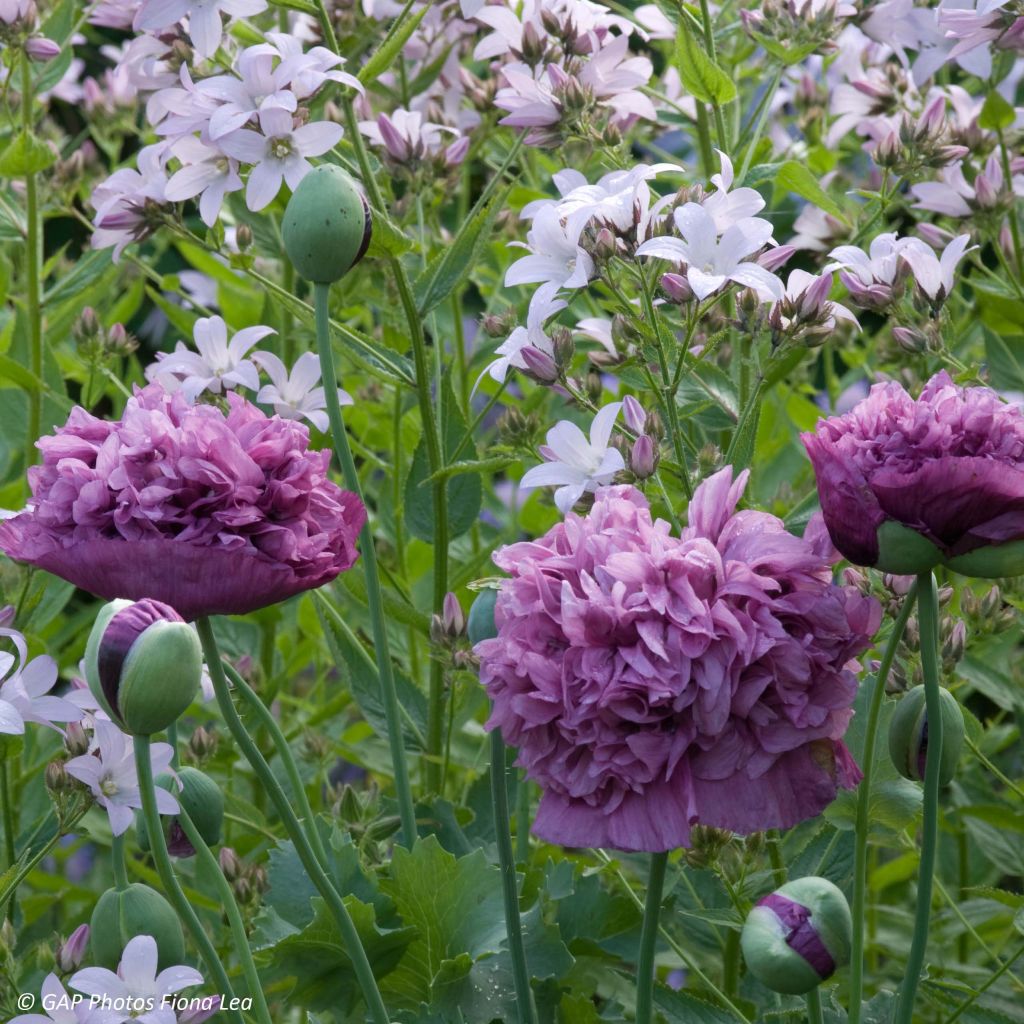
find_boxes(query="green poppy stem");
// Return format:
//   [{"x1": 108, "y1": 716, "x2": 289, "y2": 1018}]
[
  {"x1": 312, "y1": 281, "x2": 418, "y2": 847},
  {"x1": 806, "y1": 986, "x2": 824, "y2": 1024},
  {"x1": 132, "y1": 735, "x2": 244, "y2": 1024},
  {"x1": 848, "y1": 579, "x2": 918, "y2": 1024},
  {"x1": 490, "y1": 731, "x2": 536, "y2": 1024},
  {"x1": 894, "y1": 572, "x2": 942, "y2": 1024},
  {"x1": 196, "y1": 616, "x2": 391, "y2": 1024},
  {"x1": 110, "y1": 831, "x2": 129, "y2": 892},
  {"x1": 635, "y1": 850, "x2": 669, "y2": 1024}
]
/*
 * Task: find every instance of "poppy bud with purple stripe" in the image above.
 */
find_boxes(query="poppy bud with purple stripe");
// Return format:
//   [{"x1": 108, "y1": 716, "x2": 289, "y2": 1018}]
[
  {"x1": 136, "y1": 767, "x2": 223, "y2": 858},
  {"x1": 741, "y1": 877, "x2": 852, "y2": 994},
  {"x1": 84, "y1": 599, "x2": 202, "y2": 736},
  {"x1": 888, "y1": 684, "x2": 964, "y2": 786}
]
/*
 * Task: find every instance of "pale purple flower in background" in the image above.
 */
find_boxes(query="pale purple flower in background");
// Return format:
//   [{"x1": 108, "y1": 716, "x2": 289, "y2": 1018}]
[
  {"x1": 939, "y1": 0, "x2": 1011, "y2": 70},
  {"x1": 359, "y1": 107, "x2": 466, "y2": 166},
  {"x1": 505, "y1": 204, "x2": 595, "y2": 290},
  {"x1": 575, "y1": 317, "x2": 616, "y2": 356},
  {"x1": 71, "y1": 935, "x2": 203, "y2": 1024},
  {"x1": 219, "y1": 105, "x2": 343, "y2": 211},
  {"x1": 9, "y1": 973, "x2": 105, "y2": 1024},
  {"x1": 702, "y1": 150, "x2": 767, "y2": 230},
  {"x1": 89, "y1": 0, "x2": 139, "y2": 29},
  {"x1": 826, "y1": 232, "x2": 908, "y2": 305},
  {"x1": 0, "y1": 629, "x2": 83, "y2": 735},
  {"x1": 774, "y1": 270, "x2": 859, "y2": 333},
  {"x1": 900, "y1": 233, "x2": 974, "y2": 302},
  {"x1": 253, "y1": 351, "x2": 351, "y2": 432},
  {"x1": 89, "y1": 143, "x2": 169, "y2": 260},
  {"x1": 494, "y1": 63, "x2": 562, "y2": 133},
  {"x1": 134, "y1": 0, "x2": 268, "y2": 58},
  {"x1": 480, "y1": 283, "x2": 566, "y2": 388},
  {"x1": 164, "y1": 137, "x2": 243, "y2": 226},
  {"x1": 637, "y1": 203, "x2": 783, "y2": 301},
  {"x1": 520, "y1": 402, "x2": 624, "y2": 513},
  {"x1": 912, "y1": 155, "x2": 1024, "y2": 215},
  {"x1": 579, "y1": 33, "x2": 655, "y2": 121},
  {"x1": 65, "y1": 720, "x2": 178, "y2": 836},
  {"x1": 263, "y1": 31, "x2": 362, "y2": 99},
  {"x1": 146, "y1": 315, "x2": 271, "y2": 401},
  {"x1": 0, "y1": 0, "x2": 31, "y2": 24},
  {"x1": 551, "y1": 162, "x2": 681, "y2": 235}
]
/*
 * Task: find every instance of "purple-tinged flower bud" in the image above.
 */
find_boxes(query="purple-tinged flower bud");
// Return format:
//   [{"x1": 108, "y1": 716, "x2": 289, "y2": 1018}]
[
  {"x1": 25, "y1": 35, "x2": 59, "y2": 61},
  {"x1": 445, "y1": 136, "x2": 470, "y2": 167},
  {"x1": 84, "y1": 598, "x2": 202, "y2": 736},
  {"x1": 974, "y1": 168, "x2": 1001, "y2": 209},
  {"x1": 442, "y1": 592, "x2": 465, "y2": 638},
  {"x1": 740, "y1": 877, "x2": 852, "y2": 994},
  {"x1": 660, "y1": 272, "x2": 693, "y2": 304},
  {"x1": 90, "y1": 884, "x2": 184, "y2": 970},
  {"x1": 45, "y1": 760, "x2": 71, "y2": 793},
  {"x1": 0, "y1": 604, "x2": 15, "y2": 628},
  {"x1": 888, "y1": 684, "x2": 964, "y2": 786},
  {"x1": 63, "y1": 720, "x2": 89, "y2": 757},
  {"x1": 219, "y1": 846, "x2": 242, "y2": 882},
  {"x1": 892, "y1": 325, "x2": 928, "y2": 353},
  {"x1": 997, "y1": 16, "x2": 1024, "y2": 50},
  {"x1": 757, "y1": 244, "x2": 796, "y2": 272},
  {"x1": 282, "y1": 165, "x2": 372, "y2": 284},
  {"x1": 839, "y1": 270, "x2": 893, "y2": 309},
  {"x1": 136, "y1": 767, "x2": 223, "y2": 858},
  {"x1": 798, "y1": 272, "x2": 833, "y2": 317},
  {"x1": 521, "y1": 20, "x2": 546, "y2": 64},
  {"x1": 178, "y1": 996, "x2": 222, "y2": 1024},
  {"x1": 521, "y1": 345, "x2": 559, "y2": 383},
  {"x1": 917, "y1": 94, "x2": 946, "y2": 136},
  {"x1": 622, "y1": 395, "x2": 647, "y2": 435},
  {"x1": 630, "y1": 435, "x2": 657, "y2": 479},
  {"x1": 56, "y1": 924, "x2": 89, "y2": 973},
  {"x1": 916, "y1": 223, "x2": 953, "y2": 249}
]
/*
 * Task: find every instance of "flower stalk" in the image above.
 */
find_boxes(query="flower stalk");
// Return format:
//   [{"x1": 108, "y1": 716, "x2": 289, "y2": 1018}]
[
  {"x1": 196, "y1": 615, "x2": 392, "y2": 1024},
  {"x1": 21, "y1": 54, "x2": 43, "y2": 473},
  {"x1": 848, "y1": 579, "x2": 918, "y2": 1024},
  {"x1": 894, "y1": 572, "x2": 942, "y2": 1024},
  {"x1": 635, "y1": 850, "x2": 668, "y2": 1024},
  {"x1": 806, "y1": 986, "x2": 825, "y2": 1024},
  {"x1": 312, "y1": 281, "x2": 417, "y2": 847}
]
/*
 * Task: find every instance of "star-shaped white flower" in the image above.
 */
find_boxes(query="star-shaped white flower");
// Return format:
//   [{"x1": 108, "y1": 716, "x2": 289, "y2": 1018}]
[
  {"x1": 0, "y1": 628, "x2": 82, "y2": 736},
  {"x1": 253, "y1": 351, "x2": 351, "y2": 432}
]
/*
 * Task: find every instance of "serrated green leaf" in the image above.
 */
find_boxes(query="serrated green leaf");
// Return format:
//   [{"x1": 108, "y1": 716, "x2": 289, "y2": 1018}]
[{"x1": 673, "y1": 21, "x2": 736, "y2": 105}]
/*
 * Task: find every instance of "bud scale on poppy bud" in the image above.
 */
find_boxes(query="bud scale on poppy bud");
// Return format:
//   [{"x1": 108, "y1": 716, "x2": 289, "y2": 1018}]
[
  {"x1": 136, "y1": 767, "x2": 224, "y2": 858},
  {"x1": 84, "y1": 598, "x2": 202, "y2": 736}
]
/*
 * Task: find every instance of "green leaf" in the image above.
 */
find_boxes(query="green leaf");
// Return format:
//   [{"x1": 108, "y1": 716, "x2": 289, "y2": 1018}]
[
  {"x1": 404, "y1": 377, "x2": 482, "y2": 543},
  {"x1": 672, "y1": 21, "x2": 736, "y2": 105},
  {"x1": 775, "y1": 161, "x2": 848, "y2": 223},
  {"x1": 1015, "y1": 906, "x2": 1024, "y2": 936},
  {"x1": 655, "y1": 987, "x2": 739, "y2": 1024},
  {"x1": 414, "y1": 186, "x2": 508, "y2": 316},
  {"x1": 380, "y1": 836, "x2": 508, "y2": 1008},
  {"x1": 0, "y1": 132, "x2": 56, "y2": 177},
  {"x1": 43, "y1": 249, "x2": 113, "y2": 306},
  {"x1": 358, "y1": 1, "x2": 431, "y2": 86},
  {"x1": 980, "y1": 91, "x2": 1015, "y2": 131}
]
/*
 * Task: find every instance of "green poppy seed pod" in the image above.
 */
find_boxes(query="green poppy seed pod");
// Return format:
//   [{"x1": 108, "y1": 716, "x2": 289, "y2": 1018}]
[
  {"x1": 888, "y1": 684, "x2": 965, "y2": 786},
  {"x1": 467, "y1": 589, "x2": 499, "y2": 646},
  {"x1": 282, "y1": 165, "x2": 372, "y2": 283},
  {"x1": 740, "y1": 877, "x2": 852, "y2": 995},
  {"x1": 136, "y1": 767, "x2": 224, "y2": 858},
  {"x1": 84, "y1": 599, "x2": 202, "y2": 736},
  {"x1": 89, "y1": 883, "x2": 185, "y2": 970}
]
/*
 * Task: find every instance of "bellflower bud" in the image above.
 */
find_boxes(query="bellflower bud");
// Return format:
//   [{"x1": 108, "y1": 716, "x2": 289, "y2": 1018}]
[
  {"x1": 136, "y1": 767, "x2": 224, "y2": 858},
  {"x1": 741, "y1": 877, "x2": 852, "y2": 994},
  {"x1": 84, "y1": 599, "x2": 202, "y2": 736},
  {"x1": 888, "y1": 684, "x2": 965, "y2": 786},
  {"x1": 25, "y1": 36, "x2": 59, "y2": 61},
  {"x1": 90, "y1": 883, "x2": 185, "y2": 970},
  {"x1": 521, "y1": 345, "x2": 559, "y2": 383},
  {"x1": 622, "y1": 396, "x2": 647, "y2": 435},
  {"x1": 56, "y1": 924, "x2": 89, "y2": 973},
  {"x1": 282, "y1": 165, "x2": 372, "y2": 284},
  {"x1": 630, "y1": 435, "x2": 657, "y2": 479},
  {"x1": 442, "y1": 592, "x2": 465, "y2": 638}
]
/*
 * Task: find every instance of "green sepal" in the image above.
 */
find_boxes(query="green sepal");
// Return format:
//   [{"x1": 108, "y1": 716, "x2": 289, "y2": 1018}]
[
  {"x1": 874, "y1": 521, "x2": 944, "y2": 575},
  {"x1": 888, "y1": 685, "x2": 965, "y2": 786},
  {"x1": 89, "y1": 883, "x2": 185, "y2": 970}
]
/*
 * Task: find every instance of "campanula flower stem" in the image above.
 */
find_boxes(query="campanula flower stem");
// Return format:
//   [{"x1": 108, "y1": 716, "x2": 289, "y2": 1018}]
[
  {"x1": 313, "y1": 281, "x2": 418, "y2": 847},
  {"x1": 806, "y1": 987, "x2": 824, "y2": 1024},
  {"x1": 635, "y1": 850, "x2": 668, "y2": 1024},
  {"x1": 197, "y1": 616, "x2": 392, "y2": 1024},
  {"x1": 174, "y1": 804, "x2": 273, "y2": 1024},
  {"x1": 110, "y1": 832, "x2": 128, "y2": 892},
  {"x1": 133, "y1": 735, "x2": 244, "y2": 1024},
  {"x1": 849, "y1": 579, "x2": 918, "y2": 1024},
  {"x1": 894, "y1": 573, "x2": 942, "y2": 1024},
  {"x1": 490, "y1": 731, "x2": 536, "y2": 1024}
]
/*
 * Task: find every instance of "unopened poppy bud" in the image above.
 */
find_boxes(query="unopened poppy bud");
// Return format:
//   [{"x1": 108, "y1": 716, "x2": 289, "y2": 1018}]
[
  {"x1": 56, "y1": 924, "x2": 90, "y2": 973},
  {"x1": 85, "y1": 599, "x2": 202, "y2": 736},
  {"x1": 90, "y1": 883, "x2": 185, "y2": 970},
  {"x1": 888, "y1": 684, "x2": 965, "y2": 786},
  {"x1": 136, "y1": 767, "x2": 223, "y2": 858},
  {"x1": 282, "y1": 165, "x2": 372, "y2": 284},
  {"x1": 741, "y1": 877, "x2": 852, "y2": 994},
  {"x1": 630, "y1": 435, "x2": 658, "y2": 479},
  {"x1": 468, "y1": 589, "x2": 499, "y2": 646}
]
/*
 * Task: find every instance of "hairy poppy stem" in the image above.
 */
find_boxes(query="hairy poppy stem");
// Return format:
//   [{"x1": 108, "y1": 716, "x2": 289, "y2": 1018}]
[
  {"x1": 133, "y1": 735, "x2": 245, "y2": 1024},
  {"x1": 197, "y1": 616, "x2": 391, "y2": 1024},
  {"x1": 636, "y1": 850, "x2": 669, "y2": 1024},
  {"x1": 312, "y1": 281, "x2": 418, "y2": 847},
  {"x1": 848, "y1": 579, "x2": 918, "y2": 1024},
  {"x1": 490, "y1": 731, "x2": 537, "y2": 1024},
  {"x1": 894, "y1": 572, "x2": 942, "y2": 1024}
]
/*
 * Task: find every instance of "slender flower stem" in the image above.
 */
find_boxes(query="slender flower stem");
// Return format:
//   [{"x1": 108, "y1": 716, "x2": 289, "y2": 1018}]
[
  {"x1": 174, "y1": 805, "x2": 273, "y2": 1024},
  {"x1": 697, "y1": 0, "x2": 729, "y2": 150},
  {"x1": 110, "y1": 832, "x2": 129, "y2": 892},
  {"x1": 806, "y1": 987, "x2": 825, "y2": 1024},
  {"x1": 132, "y1": 735, "x2": 244, "y2": 1024},
  {"x1": 894, "y1": 572, "x2": 942, "y2": 1024},
  {"x1": 0, "y1": 759, "x2": 15, "y2": 875},
  {"x1": 312, "y1": 282, "x2": 417, "y2": 847},
  {"x1": 196, "y1": 616, "x2": 391, "y2": 1024},
  {"x1": 635, "y1": 851, "x2": 669, "y2": 1024},
  {"x1": 490, "y1": 731, "x2": 536, "y2": 1024},
  {"x1": 21, "y1": 55, "x2": 42, "y2": 473},
  {"x1": 849, "y1": 580, "x2": 918, "y2": 1024},
  {"x1": 515, "y1": 772, "x2": 530, "y2": 864},
  {"x1": 221, "y1": 660, "x2": 329, "y2": 865}
]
